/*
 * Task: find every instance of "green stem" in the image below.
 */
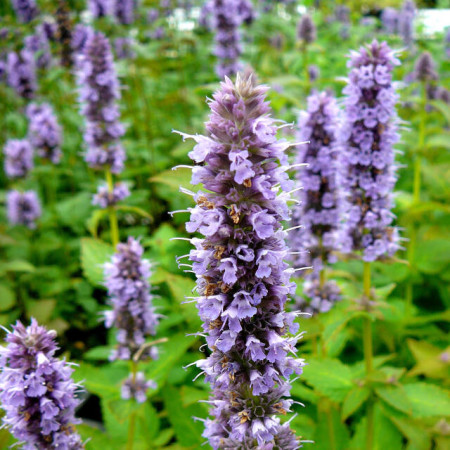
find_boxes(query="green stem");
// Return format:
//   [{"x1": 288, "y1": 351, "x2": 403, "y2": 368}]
[
  {"x1": 363, "y1": 262, "x2": 374, "y2": 450},
  {"x1": 105, "y1": 169, "x2": 120, "y2": 248},
  {"x1": 319, "y1": 268, "x2": 326, "y2": 289},
  {"x1": 302, "y1": 45, "x2": 310, "y2": 94},
  {"x1": 326, "y1": 406, "x2": 337, "y2": 450},
  {"x1": 126, "y1": 361, "x2": 138, "y2": 450}
]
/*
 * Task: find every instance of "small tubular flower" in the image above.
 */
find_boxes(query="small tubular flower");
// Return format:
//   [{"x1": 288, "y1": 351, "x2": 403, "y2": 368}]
[
  {"x1": 3, "y1": 139, "x2": 34, "y2": 179},
  {"x1": 26, "y1": 103, "x2": 62, "y2": 164},
  {"x1": 11, "y1": 0, "x2": 39, "y2": 23},
  {"x1": 381, "y1": 8, "x2": 398, "y2": 34},
  {"x1": 88, "y1": 0, "x2": 112, "y2": 18},
  {"x1": 114, "y1": 0, "x2": 134, "y2": 25},
  {"x1": 6, "y1": 50, "x2": 37, "y2": 99},
  {"x1": 0, "y1": 318, "x2": 83, "y2": 449},
  {"x1": 76, "y1": 31, "x2": 125, "y2": 173},
  {"x1": 24, "y1": 25, "x2": 52, "y2": 69},
  {"x1": 178, "y1": 73, "x2": 304, "y2": 449},
  {"x1": 340, "y1": 40, "x2": 401, "y2": 262},
  {"x1": 7, "y1": 190, "x2": 41, "y2": 228},
  {"x1": 92, "y1": 182, "x2": 130, "y2": 208}
]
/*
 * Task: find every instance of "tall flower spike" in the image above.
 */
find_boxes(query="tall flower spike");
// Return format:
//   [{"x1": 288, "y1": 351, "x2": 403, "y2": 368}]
[
  {"x1": 289, "y1": 91, "x2": 342, "y2": 314},
  {"x1": 0, "y1": 318, "x2": 83, "y2": 448},
  {"x1": 24, "y1": 25, "x2": 52, "y2": 69},
  {"x1": 11, "y1": 0, "x2": 39, "y2": 23},
  {"x1": 381, "y1": 8, "x2": 398, "y2": 35},
  {"x1": 6, "y1": 50, "x2": 37, "y2": 99},
  {"x1": 297, "y1": 14, "x2": 316, "y2": 44},
  {"x1": 26, "y1": 103, "x2": 62, "y2": 164},
  {"x1": 88, "y1": 0, "x2": 113, "y2": 18},
  {"x1": 114, "y1": 0, "x2": 134, "y2": 25},
  {"x1": 3, "y1": 138, "x2": 34, "y2": 179},
  {"x1": 413, "y1": 51, "x2": 438, "y2": 83},
  {"x1": 340, "y1": 40, "x2": 401, "y2": 262},
  {"x1": 178, "y1": 73, "x2": 304, "y2": 449},
  {"x1": 398, "y1": 0, "x2": 415, "y2": 47},
  {"x1": 76, "y1": 31, "x2": 125, "y2": 173},
  {"x1": 7, "y1": 190, "x2": 41, "y2": 228}
]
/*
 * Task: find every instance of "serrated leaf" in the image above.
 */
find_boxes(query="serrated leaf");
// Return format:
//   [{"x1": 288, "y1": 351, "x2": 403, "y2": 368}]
[
  {"x1": 407, "y1": 339, "x2": 449, "y2": 379},
  {"x1": 342, "y1": 386, "x2": 370, "y2": 421},
  {"x1": 376, "y1": 386, "x2": 413, "y2": 415},
  {"x1": 387, "y1": 415, "x2": 431, "y2": 449},
  {"x1": 403, "y1": 383, "x2": 450, "y2": 418},
  {"x1": 80, "y1": 238, "x2": 114, "y2": 287},
  {"x1": 302, "y1": 357, "x2": 354, "y2": 402}
]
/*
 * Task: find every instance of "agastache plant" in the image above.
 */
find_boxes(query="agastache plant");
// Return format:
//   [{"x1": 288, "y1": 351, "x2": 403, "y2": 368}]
[
  {"x1": 6, "y1": 190, "x2": 41, "y2": 228},
  {"x1": 26, "y1": 103, "x2": 62, "y2": 164},
  {"x1": 6, "y1": 49, "x2": 37, "y2": 99},
  {"x1": 24, "y1": 26, "x2": 52, "y2": 70},
  {"x1": 11, "y1": 0, "x2": 39, "y2": 23},
  {"x1": 297, "y1": 14, "x2": 316, "y2": 89},
  {"x1": 176, "y1": 73, "x2": 305, "y2": 448},
  {"x1": 289, "y1": 91, "x2": 342, "y2": 315},
  {"x1": 398, "y1": 0, "x2": 415, "y2": 48},
  {"x1": 114, "y1": 0, "x2": 135, "y2": 25},
  {"x1": 103, "y1": 237, "x2": 160, "y2": 402},
  {"x1": 0, "y1": 319, "x2": 83, "y2": 448},
  {"x1": 92, "y1": 182, "x2": 130, "y2": 208},
  {"x1": 3, "y1": 139, "x2": 34, "y2": 179},
  {"x1": 88, "y1": 0, "x2": 112, "y2": 18}
]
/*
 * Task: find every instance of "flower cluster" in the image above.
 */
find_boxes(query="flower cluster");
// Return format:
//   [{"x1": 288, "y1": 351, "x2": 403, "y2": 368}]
[
  {"x1": 398, "y1": 0, "x2": 415, "y2": 47},
  {"x1": 295, "y1": 279, "x2": 341, "y2": 316},
  {"x1": 381, "y1": 8, "x2": 398, "y2": 35},
  {"x1": 6, "y1": 50, "x2": 37, "y2": 99},
  {"x1": 76, "y1": 31, "x2": 125, "y2": 173},
  {"x1": 11, "y1": 0, "x2": 39, "y2": 23},
  {"x1": 114, "y1": 37, "x2": 136, "y2": 60},
  {"x1": 114, "y1": 0, "x2": 135, "y2": 25},
  {"x1": 289, "y1": 91, "x2": 341, "y2": 279},
  {"x1": 71, "y1": 25, "x2": 93, "y2": 55},
  {"x1": 24, "y1": 25, "x2": 52, "y2": 69},
  {"x1": 0, "y1": 319, "x2": 83, "y2": 448},
  {"x1": 6, "y1": 190, "x2": 41, "y2": 229},
  {"x1": 103, "y1": 237, "x2": 159, "y2": 362},
  {"x1": 121, "y1": 372, "x2": 156, "y2": 404},
  {"x1": 297, "y1": 14, "x2": 316, "y2": 44},
  {"x1": 92, "y1": 182, "x2": 130, "y2": 208},
  {"x1": 180, "y1": 74, "x2": 304, "y2": 448},
  {"x1": 88, "y1": 0, "x2": 112, "y2": 18},
  {"x1": 26, "y1": 103, "x2": 62, "y2": 164},
  {"x1": 3, "y1": 139, "x2": 34, "y2": 179},
  {"x1": 340, "y1": 40, "x2": 401, "y2": 262},
  {"x1": 413, "y1": 51, "x2": 438, "y2": 83}
]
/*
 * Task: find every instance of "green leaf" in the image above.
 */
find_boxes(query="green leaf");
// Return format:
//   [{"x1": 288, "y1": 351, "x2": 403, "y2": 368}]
[
  {"x1": 314, "y1": 407, "x2": 350, "y2": 450},
  {"x1": 342, "y1": 386, "x2": 370, "y2": 421},
  {"x1": 87, "y1": 209, "x2": 108, "y2": 238},
  {"x1": 0, "y1": 284, "x2": 15, "y2": 311},
  {"x1": 407, "y1": 339, "x2": 449, "y2": 379},
  {"x1": 83, "y1": 346, "x2": 112, "y2": 361},
  {"x1": 375, "y1": 386, "x2": 413, "y2": 415},
  {"x1": 80, "y1": 238, "x2": 114, "y2": 287},
  {"x1": 302, "y1": 357, "x2": 354, "y2": 402},
  {"x1": 403, "y1": 383, "x2": 450, "y2": 418},
  {"x1": 415, "y1": 239, "x2": 450, "y2": 275},
  {"x1": 0, "y1": 259, "x2": 35, "y2": 275},
  {"x1": 116, "y1": 205, "x2": 153, "y2": 220},
  {"x1": 387, "y1": 415, "x2": 431, "y2": 450},
  {"x1": 162, "y1": 385, "x2": 205, "y2": 448}
]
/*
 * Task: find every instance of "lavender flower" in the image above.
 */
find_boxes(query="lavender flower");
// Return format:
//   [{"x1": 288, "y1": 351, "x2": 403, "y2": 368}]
[
  {"x1": 289, "y1": 91, "x2": 341, "y2": 283},
  {"x1": 121, "y1": 372, "x2": 156, "y2": 403},
  {"x1": 297, "y1": 14, "x2": 316, "y2": 44},
  {"x1": 340, "y1": 40, "x2": 401, "y2": 262},
  {"x1": 11, "y1": 0, "x2": 39, "y2": 23},
  {"x1": 114, "y1": 0, "x2": 134, "y2": 25},
  {"x1": 178, "y1": 73, "x2": 304, "y2": 448},
  {"x1": 308, "y1": 65, "x2": 320, "y2": 82},
  {"x1": 398, "y1": 0, "x2": 415, "y2": 47},
  {"x1": 0, "y1": 319, "x2": 83, "y2": 448},
  {"x1": 6, "y1": 50, "x2": 37, "y2": 99},
  {"x1": 26, "y1": 103, "x2": 62, "y2": 164},
  {"x1": 92, "y1": 182, "x2": 130, "y2": 208},
  {"x1": 114, "y1": 37, "x2": 136, "y2": 60},
  {"x1": 24, "y1": 26, "x2": 52, "y2": 69},
  {"x1": 381, "y1": 8, "x2": 398, "y2": 35},
  {"x1": 6, "y1": 190, "x2": 41, "y2": 228},
  {"x1": 4, "y1": 139, "x2": 34, "y2": 178},
  {"x1": 89, "y1": 0, "x2": 112, "y2": 18},
  {"x1": 295, "y1": 279, "x2": 341, "y2": 316},
  {"x1": 413, "y1": 51, "x2": 438, "y2": 83},
  {"x1": 71, "y1": 25, "x2": 93, "y2": 55},
  {"x1": 103, "y1": 237, "x2": 159, "y2": 361},
  {"x1": 76, "y1": 32, "x2": 125, "y2": 173}
]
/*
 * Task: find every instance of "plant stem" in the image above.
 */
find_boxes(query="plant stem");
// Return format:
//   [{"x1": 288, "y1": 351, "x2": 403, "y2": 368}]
[
  {"x1": 363, "y1": 262, "x2": 374, "y2": 450},
  {"x1": 302, "y1": 45, "x2": 310, "y2": 94},
  {"x1": 326, "y1": 406, "x2": 337, "y2": 450},
  {"x1": 105, "y1": 169, "x2": 120, "y2": 247},
  {"x1": 319, "y1": 268, "x2": 326, "y2": 289},
  {"x1": 126, "y1": 361, "x2": 138, "y2": 450}
]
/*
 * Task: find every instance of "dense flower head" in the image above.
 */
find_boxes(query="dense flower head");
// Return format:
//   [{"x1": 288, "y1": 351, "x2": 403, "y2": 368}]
[
  {"x1": 0, "y1": 318, "x2": 83, "y2": 449},
  {"x1": 7, "y1": 190, "x2": 41, "y2": 229},
  {"x1": 381, "y1": 7, "x2": 398, "y2": 35},
  {"x1": 26, "y1": 103, "x2": 62, "y2": 164},
  {"x1": 398, "y1": 0, "x2": 415, "y2": 47},
  {"x1": 340, "y1": 40, "x2": 401, "y2": 262},
  {"x1": 103, "y1": 237, "x2": 159, "y2": 361},
  {"x1": 179, "y1": 73, "x2": 304, "y2": 449},
  {"x1": 71, "y1": 25, "x2": 93, "y2": 54},
  {"x1": 6, "y1": 50, "x2": 37, "y2": 99},
  {"x1": 289, "y1": 91, "x2": 341, "y2": 278},
  {"x1": 11, "y1": 0, "x2": 39, "y2": 23},
  {"x1": 297, "y1": 14, "x2": 316, "y2": 44},
  {"x1": 295, "y1": 279, "x2": 341, "y2": 316},
  {"x1": 88, "y1": 0, "x2": 112, "y2": 18},
  {"x1": 76, "y1": 31, "x2": 125, "y2": 173},
  {"x1": 413, "y1": 51, "x2": 438, "y2": 83},
  {"x1": 4, "y1": 139, "x2": 34, "y2": 179},
  {"x1": 92, "y1": 182, "x2": 130, "y2": 208},
  {"x1": 121, "y1": 372, "x2": 156, "y2": 403},
  {"x1": 24, "y1": 26, "x2": 52, "y2": 69},
  {"x1": 307, "y1": 64, "x2": 319, "y2": 82},
  {"x1": 114, "y1": 0, "x2": 134, "y2": 25}
]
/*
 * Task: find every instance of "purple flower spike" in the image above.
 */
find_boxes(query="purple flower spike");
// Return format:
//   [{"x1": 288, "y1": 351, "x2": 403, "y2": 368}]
[
  {"x1": 26, "y1": 103, "x2": 62, "y2": 164},
  {"x1": 114, "y1": 0, "x2": 135, "y2": 25},
  {"x1": 71, "y1": 25, "x2": 93, "y2": 55},
  {"x1": 88, "y1": 0, "x2": 112, "y2": 18},
  {"x1": 413, "y1": 52, "x2": 438, "y2": 83},
  {"x1": 24, "y1": 25, "x2": 52, "y2": 69},
  {"x1": 114, "y1": 37, "x2": 136, "y2": 60},
  {"x1": 0, "y1": 319, "x2": 83, "y2": 448},
  {"x1": 76, "y1": 31, "x2": 126, "y2": 173},
  {"x1": 7, "y1": 190, "x2": 41, "y2": 228},
  {"x1": 398, "y1": 0, "x2": 415, "y2": 47},
  {"x1": 340, "y1": 40, "x2": 401, "y2": 262},
  {"x1": 11, "y1": 0, "x2": 39, "y2": 23},
  {"x1": 4, "y1": 139, "x2": 34, "y2": 179},
  {"x1": 178, "y1": 73, "x2": 305, "y2": 449},
  {"x1": 92, "y1": 181, "x2": 130, "y2": 208},
  {"x1": 103, "y1": 237, "x2": 160, "y2": 361},
  {"x1": 297, "y1": 14, "x2": 316, "y2": 44},
  {"x1": 6, "y1": 50, "x2": 37, "y2": 99},
  {"x1": 121, "y1": 372, "x2": 156, "y2": 403},
  {"x1": 381, "y1": 8, "x2": 398, "y2": 35},
  {"x1": 295, "y1": 279, "x2": 341, "y2": 316}
]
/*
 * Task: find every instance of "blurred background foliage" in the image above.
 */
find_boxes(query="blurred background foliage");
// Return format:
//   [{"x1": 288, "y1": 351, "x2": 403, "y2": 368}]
[{"x1": 0, "y1": 0, "x2": 449, "y2": 448}]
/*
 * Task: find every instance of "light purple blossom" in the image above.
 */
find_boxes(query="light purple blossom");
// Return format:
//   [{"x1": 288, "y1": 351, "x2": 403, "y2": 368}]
[
  {"x1": 71, "y1": 25, "x2": 93, "y2": 55},
  {"x1": 0, "y1": 319, "x2": 83, "y2": 448},
  {"x1": 179, "y1": 74, "x2": 304, "y2": 449},
  {"x1": 24, "y1": 25, "x2": 52, "y2": 69},
  {"x1": 103, "y1": 237, "x2": 160, "y2": 362},
  {"x1": 92, "y1": 182, "x2": 130, "y2": 208},
  {"x1": 114, "y1": 0, "x2": 134, "y2": 25},
  {"x1": 398, "y1": 0, "x2": 415, "y2": 47},
  {"x1": 297, "y1": 14, "x2": 316, "y2": 44},
  {"x1": 11, "y1": 0, "x2": 39, "y2": 23},
  {"x1": 121, "y1": 372, "x2": 156, "y2": 403},
  {"x1": 340, "y1": 40, "x2": 401, "y2": 262},
  {"x1": 6, "y1": 50, "x2": 37, "y2": 99},
  {"x1": 3, "y1": 139, "x2": 34, "y2": 178},
  {"x1": 114, "y1": 37, "x2": 136, "y2": 60},
  {"x1": 76, "y1": 32, "x2": 125, "y2": 173},
  {"x1": 88, "y1": 0, "x2": 112, "y2": 18},
  {"x1": 6, "y1": 190, "x2": 41, "y2": 228},
  {"x1": 26, "y1": 103, "x2": 62, "y2": 164},
  {"x1": 295, "y1": 279, "x2": 341, "y2": 316},
  {"x1": 413, "y1": 51, "x2": 438, "y2": 83},
  {"x1": 381, "y1": 8, "x2": 398, "y2": 34}
]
